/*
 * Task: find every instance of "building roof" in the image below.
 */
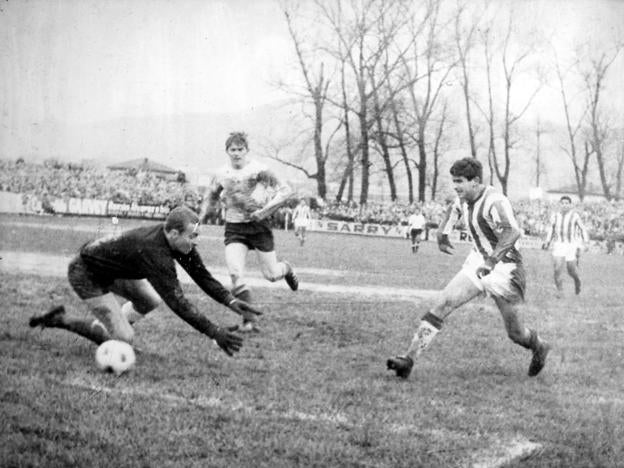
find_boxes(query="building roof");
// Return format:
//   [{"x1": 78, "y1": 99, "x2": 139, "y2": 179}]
[{"x1": 107, "y1": 158, "x2": 178, "y2": 174}]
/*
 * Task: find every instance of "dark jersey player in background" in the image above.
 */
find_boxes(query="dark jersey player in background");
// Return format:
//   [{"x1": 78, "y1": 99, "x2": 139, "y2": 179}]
[{"x1": 29, "y1": 206, "x2": 261, "y2": 356}]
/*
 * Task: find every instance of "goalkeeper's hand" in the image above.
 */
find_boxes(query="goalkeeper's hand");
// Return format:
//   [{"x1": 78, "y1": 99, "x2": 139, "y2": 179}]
[
  {"x1": 212, "y1": 325, "x2": 243, "y2": 356},
  {"x1": 437, "y1": 232, "x2": 455, "y2": 255},
  {"x1": 228, "y1": 298, "x2": 263, "y2": 323}
]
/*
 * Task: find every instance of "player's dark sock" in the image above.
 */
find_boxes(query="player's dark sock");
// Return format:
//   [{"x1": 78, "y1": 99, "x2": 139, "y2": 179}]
[
  {"x1": 574, "y1": 279, "x2": 581, "y2": 295},
  {"x1": 526, "y1": 329, "x2": 551, "y2": 377},
  {"x1": 29, "y1": 305, "x2": 66, "y2": 328},
  {"x1": 283, "y1": 261, "x2": 299, "y2": 291},
  {"x1": 63, "y1": 318, "x2": 110, "y2": 345}
]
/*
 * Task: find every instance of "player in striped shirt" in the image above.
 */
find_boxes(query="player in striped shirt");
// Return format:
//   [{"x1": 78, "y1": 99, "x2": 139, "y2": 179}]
[
  {"x1": 292, "y1": 199, "x2": 312, "y2": 246},
  {"x1": 542, "y1": 196, "x2": 589, "y2": 295},
  {"x1": 387, "y1": 158, "x2": 550, "y2": 379}
]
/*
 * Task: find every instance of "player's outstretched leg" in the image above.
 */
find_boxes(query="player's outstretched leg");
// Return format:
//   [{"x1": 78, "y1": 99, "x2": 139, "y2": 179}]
[
  {"x1": 386, "y1": 356, "x2": 414, "y2": 379},
  {"x1": 29, "y1": 305, "x2": 111, "y2": 345},
  {"x1": 283, "y1": 261, "x2": 299, "y2": 291},
  {"x1": 29, "y1": 305, "x2": 66, "y2": 328},
  {"x1": 527, "y1": 329, "x2": 551, "y2": 377}
]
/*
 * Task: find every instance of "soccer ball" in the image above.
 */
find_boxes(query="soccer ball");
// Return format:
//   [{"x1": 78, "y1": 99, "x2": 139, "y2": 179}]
[{"x1": 95, "y1": 340, "x2": 136, "y2": 375}]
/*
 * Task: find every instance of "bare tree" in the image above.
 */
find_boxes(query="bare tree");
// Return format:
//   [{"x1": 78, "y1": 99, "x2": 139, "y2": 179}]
[
  {"x1": 453, "y1": 0, "x2": 482, "y2": 160},
  {"x1": 477, "y1": 12, "x2": 542, "y2": 195},
  {"x1": 430, "y1": 100, "x2": 450, "y2": 200},
  {"x1": 401, "y1": 0, "x2": 457, "y2": 201},
  {"x1": 316, "y1": 0, "x2": 412, "y2": 204},
  {"x1": 553, "y1": 49, "x2": 591, "y2": 200},
  {"x1": 581, "y1": 47, "x2": 622, "y2": 200},
  {"x1": 279, "y1": 4, "x2": 333, "y2": 199}
]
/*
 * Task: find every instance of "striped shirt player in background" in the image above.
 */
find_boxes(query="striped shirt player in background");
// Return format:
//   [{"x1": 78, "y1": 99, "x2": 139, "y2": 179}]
[
  {"x1": 292, "y1": 199, "x2": 312, "y2": 247},
  {"x1": 542, "y1": 196, "x2": 589, "y2": 296},
  {"x1": 200, "y1": 132, "x2": 299, "y2": 333},
  {"x1": 387, "y1": 158, "x2": 550, "y2": 379}
]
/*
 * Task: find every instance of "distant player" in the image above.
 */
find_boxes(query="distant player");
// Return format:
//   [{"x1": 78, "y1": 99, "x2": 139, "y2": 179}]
[
  {"x1": 199, "y1": 132, "x2": 298, "y2": 332},
  {"x1": 292, "y1": 199, "x2": 312, "y2": 246},
  {"x1": 542, "y1": 196, "x2": 589, "y2": 295},
  {"x1": 387, "y1": 157, "x2": 550, "y2": 379},
  {"x1": 406, "y1": 206, "x2": 426, "y2": 254},
  {"x1": 29, "y1": 206, "x2": 261, "y2": 356}
]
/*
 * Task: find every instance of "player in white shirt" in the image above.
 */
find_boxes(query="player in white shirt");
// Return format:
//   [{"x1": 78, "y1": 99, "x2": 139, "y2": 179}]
[
  {"x1": 200, "y1": 132, "x2": 299, "y2": 332},
  {"x1": 292, "y1": 199, "x2": 312, "y2": 246},
  {"x1": 387, "y1": 158, "x2": 550, "y2": 380},
  {"x1": 542, "y1": 196, "x2": 589, "y2": 295},
  {"x1": 406, "y1": 207, "x2": 426, "y2": 254}
]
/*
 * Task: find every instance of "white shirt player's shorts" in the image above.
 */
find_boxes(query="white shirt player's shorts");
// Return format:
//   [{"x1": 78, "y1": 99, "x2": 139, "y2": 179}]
[
  {"x1": 552, "y1": 241, "x2": 578, "y2": 261},
  {"x1": 461, "y1": 249, "x2": 525, "y2": 303},
  {"x1": 294, "y1": 218, "x2": 310, "y2": 229}
]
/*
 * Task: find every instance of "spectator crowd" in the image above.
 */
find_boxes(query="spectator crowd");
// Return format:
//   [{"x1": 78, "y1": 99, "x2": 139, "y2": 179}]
[{"x1": 2, "y1": 158, "x2": 624, "y2": 244}]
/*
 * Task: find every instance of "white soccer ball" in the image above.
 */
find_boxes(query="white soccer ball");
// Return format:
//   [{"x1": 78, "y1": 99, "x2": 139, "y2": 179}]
[{"x1": 95, "y1": 340, "x2": 136, "y2": 375}]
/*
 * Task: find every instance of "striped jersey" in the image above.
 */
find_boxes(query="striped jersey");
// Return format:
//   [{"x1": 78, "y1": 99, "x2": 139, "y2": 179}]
[
  {"x1": 545, "y1": 210, "x2": 588, "y2": 244},
  {"x1": 441, "y1": 186, "x2": 521, "y2": 262},
  {"x1": 293, "y1": 204, "x2": 311, "y2": 221}
]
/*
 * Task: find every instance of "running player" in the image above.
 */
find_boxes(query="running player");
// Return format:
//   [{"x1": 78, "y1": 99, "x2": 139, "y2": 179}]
[
  {"x1": 542, "y1": 196, "x2": 589, "y2": 295},
  {"x1": 28, "y1": 206, "x2": 261, "y2": 357},
  {"x1": 406, "y1": 206, "x2": 426, "y2": 254},
  {"x1": 387, "y1": 157, "x2": 550, "y2": 379},
  {"x1": 199, "y1": 132, "x2": 298, "y2": 332},
  {"x1": 292, "y1": 198, "x2": 312, "y2": 246}
]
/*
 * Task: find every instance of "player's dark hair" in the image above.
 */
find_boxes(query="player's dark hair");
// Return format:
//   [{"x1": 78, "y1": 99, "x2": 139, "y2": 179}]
[
  {"x1": 225, "y1": 132, "x2": 248, "y2": 150},
  {"x1": 450, "y1": 157, "x2": 482, "y2": 181},
  {"x1": 165, "y1": 206, "x2": 199, "y2": 233},
  {"x1": 560, "y1": 195, "x2": 572, "y2": 203}
]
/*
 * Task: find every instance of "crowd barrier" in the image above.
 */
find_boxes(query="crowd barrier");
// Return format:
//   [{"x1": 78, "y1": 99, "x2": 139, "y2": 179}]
[
  {"x1": 0, "y1": 191, "x2": 168, "y2": 219},
  {"x1": 308, "y1": 218, "x2": 619, "y2": 254},
  {"x1": 2, "y1": 191, "x2": 622, "y2": 254}
]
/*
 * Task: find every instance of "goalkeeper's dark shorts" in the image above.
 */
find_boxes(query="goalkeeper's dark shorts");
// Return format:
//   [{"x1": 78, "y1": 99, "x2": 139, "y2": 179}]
[{"x1": 224, "y1": 221, "x2": 274, "y2": 252}]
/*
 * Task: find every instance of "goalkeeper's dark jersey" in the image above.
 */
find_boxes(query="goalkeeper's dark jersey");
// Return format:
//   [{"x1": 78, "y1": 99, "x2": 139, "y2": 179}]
[{"x1": 79, "y1": 223, "x2": 233, "y2": 334}]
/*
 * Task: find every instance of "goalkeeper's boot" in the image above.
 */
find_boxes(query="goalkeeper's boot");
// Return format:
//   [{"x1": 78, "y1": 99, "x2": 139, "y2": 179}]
[
  {"x1": 528, "y1": 331, "x2": 551, "y2": 377},
  {"x1": 29, "y1": 305, "x2": 66, "y2": 328},
  {"x1": 283, "y1": 261, "x2": 299, "y2": 291},
  {"x1": 386, "y1": 355, "x2": 414, "y2": 379}
]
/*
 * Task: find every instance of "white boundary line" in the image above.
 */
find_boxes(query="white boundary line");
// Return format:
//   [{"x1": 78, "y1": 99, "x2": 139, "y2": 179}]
[
  {"x1": 0, "y1": 250, "x2": 437, "y2": 300},
  {"x1": 14, "y1": 373, "x2": 543, "y2": 466}
]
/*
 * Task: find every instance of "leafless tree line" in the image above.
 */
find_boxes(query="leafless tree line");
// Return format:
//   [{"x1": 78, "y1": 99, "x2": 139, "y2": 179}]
[{"x1": 266, "y1": 0, "x2": 622, "y2": 203}]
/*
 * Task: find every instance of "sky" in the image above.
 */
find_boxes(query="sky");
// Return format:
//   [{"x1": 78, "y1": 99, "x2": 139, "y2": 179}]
[{"x1": 0, "y1": 0, "x2": 623, "y2": 191}]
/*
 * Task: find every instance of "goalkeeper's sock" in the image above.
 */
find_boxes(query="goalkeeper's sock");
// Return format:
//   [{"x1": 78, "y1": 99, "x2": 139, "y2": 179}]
[
  {"x1": 405, "y1": 312, "x2": 443, "y2": 360},
  {"x1": 62, "y1": 318, "x2": 111, "y2": 345}
]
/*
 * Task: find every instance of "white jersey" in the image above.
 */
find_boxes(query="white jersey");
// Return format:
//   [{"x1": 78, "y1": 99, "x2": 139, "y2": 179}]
[
  {"x1": 214, "y1": 160, "x2": 285, "y2": 223},
  {"x1": 441, "y1": 186, "x2": 521, "y2": 263},
  {"x1": 407, "y1": 214, "x2": 426, "y2": 230}
]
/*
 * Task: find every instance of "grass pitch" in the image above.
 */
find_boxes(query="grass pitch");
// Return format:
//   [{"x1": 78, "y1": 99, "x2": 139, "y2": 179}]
[{"x1": 1, "y1": 214, "x2": 624, "y2": 467}]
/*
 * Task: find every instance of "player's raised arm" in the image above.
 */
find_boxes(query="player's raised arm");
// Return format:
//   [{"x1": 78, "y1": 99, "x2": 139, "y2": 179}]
[{"x1": 436, "y1": 200, "x2": 461, "y2": 255}]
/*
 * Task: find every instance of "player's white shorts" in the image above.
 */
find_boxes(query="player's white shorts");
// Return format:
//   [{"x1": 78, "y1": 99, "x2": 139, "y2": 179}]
[
  {"x1": 294, "y1": 218, "x2": 310, "y2": 229},
  {"x1": 552, "y1": 241, "x2": 578, "y2": 261},
  {"x1": 461, "y1": 249, "x2": 525, "y2": 303}
]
